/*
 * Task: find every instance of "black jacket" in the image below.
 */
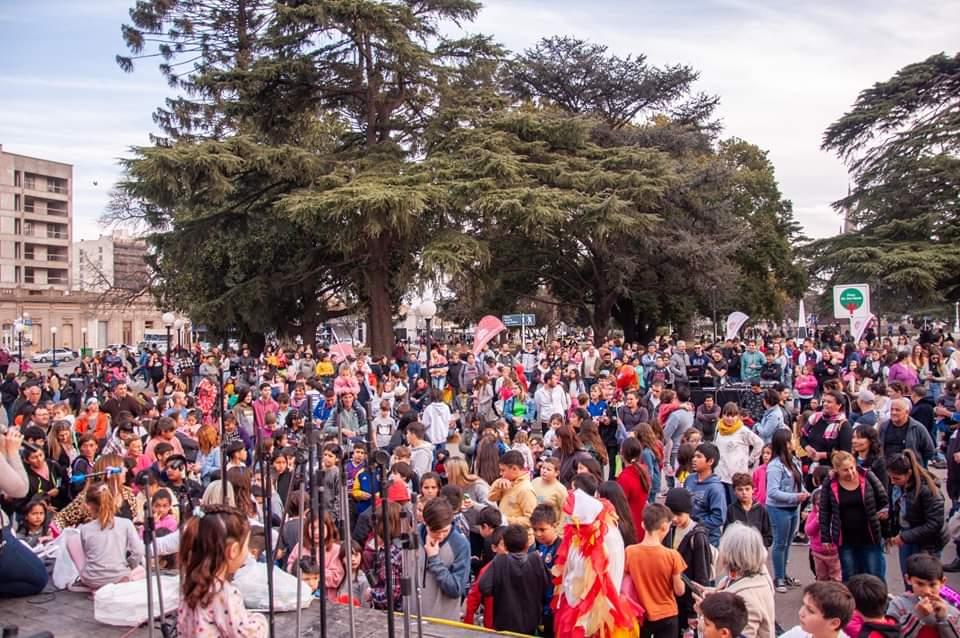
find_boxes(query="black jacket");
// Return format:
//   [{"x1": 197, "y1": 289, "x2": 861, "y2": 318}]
[
  {"x1": 910, "y1": 397, "x2": 936, "y2": 433},
  {"x1": 947, "y1": 431, "x2": 960, "y2": 501},
  {"x1": 665, "y1": 522, "x2": 713, "y2": 623},
  {"x1": 725, "y1": 501, "x2": 772, "y2": 547},
  {"x1": 478, "y1": 552, "x2": 549, "y2": 635},
  {"x1": 819, "y1": 467, "x2": 888, "y2": 546},
  {"x1": 890, "y1": 478, "x2": 947, "y2": 552}
]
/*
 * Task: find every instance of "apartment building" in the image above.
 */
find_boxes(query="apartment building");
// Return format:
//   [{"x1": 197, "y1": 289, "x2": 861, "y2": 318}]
[
  {"x1": 73, "y1": 230, "x2": 150, "y2": 293},
  {"x1": 0, "y1": 144, "x2": 72, "y2": 291}
]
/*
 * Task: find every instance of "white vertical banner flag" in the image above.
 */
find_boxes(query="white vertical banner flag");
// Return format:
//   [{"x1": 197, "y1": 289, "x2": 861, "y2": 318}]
[
  {"x1": 851, "y1": 313, "x2": 875, "y2": 344},
  {"x1": 725, "y1": 312, "x2": 750, "y2": 341}
]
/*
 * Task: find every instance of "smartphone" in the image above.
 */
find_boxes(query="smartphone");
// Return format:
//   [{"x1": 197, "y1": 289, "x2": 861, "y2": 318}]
[{"x1": 681, "y1": 574, "x2": 704, "y2": 594}]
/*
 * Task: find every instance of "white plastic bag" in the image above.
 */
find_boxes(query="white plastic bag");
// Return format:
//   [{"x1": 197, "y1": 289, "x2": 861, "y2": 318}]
[
  {"x1": 94, "y1": 575, "x2": 181, "y2": 627},
  {"x1": 234, "y1": 561, "x2": 313, "y2": 612},
  {"x1": 51, "y1": 527, "x2": 80, "y2": 590}
]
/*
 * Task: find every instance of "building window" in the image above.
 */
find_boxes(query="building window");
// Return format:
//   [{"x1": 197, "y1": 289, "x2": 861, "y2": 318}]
[
  {"x1": 144, "y1": 320, "x2": 155, "y2": 330},
  {"x1": 14, "y1": 170, "x2": 21, "y2": 187},
  {"x1": 23, "y1": 174, "x2": 35, "y2": 190},
  {"x1": 14, "y1": 194, "x2": 20, "y2": 211},
  {"x1": 14, "y1": 266, "x2": 20, "y2": 283},
  {"x1": 24, "y1": 267, "x2": 34, "y2": 283}
]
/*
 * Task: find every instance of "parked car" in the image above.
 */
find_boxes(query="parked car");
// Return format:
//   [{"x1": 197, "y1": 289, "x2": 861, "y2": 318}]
[{"x1": 31, "y1": 348, "x2": 77, "y2": 363}]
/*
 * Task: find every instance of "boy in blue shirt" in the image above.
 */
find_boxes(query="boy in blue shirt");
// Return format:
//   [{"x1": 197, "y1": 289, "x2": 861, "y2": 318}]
[
  {"x1": 683, "y1": 442, "x2": 726, "y2": 546},
  {"x1": 531, "y1": 503, "x2": 561, "y2": 638}
]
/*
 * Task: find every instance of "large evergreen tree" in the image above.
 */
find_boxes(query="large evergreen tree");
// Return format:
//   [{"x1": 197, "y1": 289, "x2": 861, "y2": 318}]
[{"x1": 810, "y1": 52, "x2": 960, "y2": 312}]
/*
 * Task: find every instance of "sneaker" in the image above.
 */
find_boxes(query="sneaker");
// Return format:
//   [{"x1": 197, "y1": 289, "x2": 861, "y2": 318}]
[
  {"x1": 792, "y1": 533, "x2": 808, "y2": 545},
  {"x1": 786, "y1": 576, "x2": 802, "y2": 588},
  {"x1": 774, "y1": 579, "x2": 788, "y2": 594}
]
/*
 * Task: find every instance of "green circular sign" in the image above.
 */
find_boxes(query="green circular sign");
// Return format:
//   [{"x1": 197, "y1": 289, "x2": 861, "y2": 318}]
[{"x1": 839, "y1": 288, "x2": 864, "y2": 312}]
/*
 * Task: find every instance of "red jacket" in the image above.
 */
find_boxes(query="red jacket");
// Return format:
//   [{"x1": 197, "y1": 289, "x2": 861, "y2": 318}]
[
  {"x1": 617, "y1": 462, "x2": 650, "y2": 542},
  {"x1": 463, "y1": 561, "x2": 495, "y2": 629}
]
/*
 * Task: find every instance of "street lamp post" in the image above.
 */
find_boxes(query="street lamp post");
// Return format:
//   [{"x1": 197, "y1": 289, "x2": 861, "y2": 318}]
[
  {"x1": 417, "y1": 301, "x2": 437, "y2": 380},
  {"x1": 81, "y1": 327, "x2": 87, "y2": 355},
  {"x1": 162, "y1": 312, "x2": 175, "y2": 375},
  {"x1": 51, "y1": 326, "x2": 58, "y2": 368},
  {"x1": 174, "y1": 318, "x2": 185, "y2": 350}
]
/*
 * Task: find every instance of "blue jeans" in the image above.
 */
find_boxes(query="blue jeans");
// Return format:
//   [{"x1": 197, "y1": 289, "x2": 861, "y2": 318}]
[
  {"x1": 839, "y1": 544, "x2": 885, "y2": 581},
  {"x1": 0, "y1": 527, "x2": 48, "y2": 597},
  {"x1": 768, "y1": 505, "x2": 799, "y2": 581}
]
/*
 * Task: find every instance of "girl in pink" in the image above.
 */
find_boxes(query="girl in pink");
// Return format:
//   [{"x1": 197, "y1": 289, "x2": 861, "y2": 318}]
[
  {"x1": 177, "y1": 504, "x2": 267, "y2": 638},
  {"x1": 286, "y1": 511, "x2": 343, "y2": 601},
  {"x1": 333, "y1": 363, "x2": 361, "y2": 397},
  {"x1": 751, "y1": 444, "x2": 772, "y2": 506},
  {"x1": 804, "y1": 466, "x2": 840, "y2": 581},
  {"x1": 794, "y1": 363, "x2": 819, "y2": 411}
]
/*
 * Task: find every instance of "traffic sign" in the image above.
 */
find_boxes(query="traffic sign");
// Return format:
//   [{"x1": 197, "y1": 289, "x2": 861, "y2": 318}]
[
  {"x1": 833, "y1": 284, "x2": 870, "y2": 319},
  {"x1": 502, "y1": 314, "x2": 536, "y2": 327}
]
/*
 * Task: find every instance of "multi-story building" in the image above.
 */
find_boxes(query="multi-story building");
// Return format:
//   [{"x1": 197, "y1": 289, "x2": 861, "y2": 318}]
[
  {"x1": 73, "y1": 230, "x2": 149, "y2": 293},
  {"x1": 0, "y1": 144, "x2": 72, "y2": 292}
]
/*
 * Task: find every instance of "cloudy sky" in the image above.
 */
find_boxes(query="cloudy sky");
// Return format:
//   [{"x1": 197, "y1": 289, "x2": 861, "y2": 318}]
[{"x1": 1, "y1": 0, "x2": 957, "y2": 240}]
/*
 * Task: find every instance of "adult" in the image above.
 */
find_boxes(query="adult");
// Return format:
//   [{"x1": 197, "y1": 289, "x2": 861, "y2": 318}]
[
  {"x1": 887, "y1": 450, "x2": 946, "y2": 577},
  {"x1": 323, "y1": 391, "x2": 367, "y2": 441},
  {"x1": 668, "y1": 340, "x2": 689, "y2": 387},
  {"x1": 852, "y1": 425, "x2": 888, "y2": 489},
  {"x1": 818, "y1": 450, "x2": 888, "y2": 580},
  {"x1": 714, "y1": 523, "x2": 776, "y2": 638},
  {"x1": 0, "y1": 428, "x2": 48, "y2": 597},
  {"x1": 534, "y1": 372, "x2": 569, "y2": 433},
  {"x1": 877, "y1": 398, "x2": 935, "y2": 466},
  {"x1": 714, "y1": 402, "x2": 764, "y2": 506},
  {"x1": 616, "y1": 390, "x2": 649, "y2": 432},
  {"x1": 853, "y1": 390, "x2": 878, "y2": 428},
  {"x1": 740, "y1": 340, "x2": 764, "y2": 383},
  {"x1": 887, "y1": 351, "x2": 919, "y2": 388},
  {"x1": 695, "y1": 395, "x2": 721, "y2": 441},
  {"x1": 75, "y1": 397, "x2": 110, "y2": 442},
  {"x1": 101, "y1": 382, "x2": 142, "y2": 420},
  {"x1": 799, "y1": 390, "x2": 852, "y2": 473},
  {"x1": 663, "y1": 386, "x2": 694, "y2": 475},
  {"x1": 445, "y1": 456, "x2": 492, "y2": 508},
  {"x1": 755, "y1": 389, "x2": 786, "y2": 445},
  {"x1": 765, "y1": 428, "x2": 808, "y2": 593},
  {"x1": 555, "y1": 424, "x2": 593, "y2": 487}
]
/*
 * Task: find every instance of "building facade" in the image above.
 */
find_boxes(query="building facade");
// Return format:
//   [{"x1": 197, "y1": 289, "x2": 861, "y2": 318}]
[
  {"x1": 72, "y1": 230, "x2": 149, "y2": 293},
  {"x1": 0, "y1": 144, "x2": 72, "y2": 292}
]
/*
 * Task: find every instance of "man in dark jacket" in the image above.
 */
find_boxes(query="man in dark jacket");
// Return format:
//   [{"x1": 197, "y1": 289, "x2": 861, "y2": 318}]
[
  {"x1": 878, "y1": 399, "x2": 936, "y2": 466},
  {"x1": 910, "y1": 385, "x2": 937, "y2": 434}
]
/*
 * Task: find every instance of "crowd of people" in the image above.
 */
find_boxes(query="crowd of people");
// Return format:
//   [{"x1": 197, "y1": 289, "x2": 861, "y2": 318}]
[{"x1": 1, "y1": 326, "x2": 959, "y2": 638}]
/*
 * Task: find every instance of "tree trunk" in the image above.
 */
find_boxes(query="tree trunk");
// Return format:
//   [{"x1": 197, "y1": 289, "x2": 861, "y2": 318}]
[
  {"x1": 612, "y1": 297, "x2": 638, "y2": 344},
  {"x1": 591, "y1": 295, "x2": 615, "y2": 346},
  {"x1": 364, "y1": 243, "x2": 395, "y2": 358}
]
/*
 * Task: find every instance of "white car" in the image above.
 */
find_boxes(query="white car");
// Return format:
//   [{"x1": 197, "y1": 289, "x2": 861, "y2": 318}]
[{"x1": 31, "y1": 348, "x2": 77, "y2": 363}]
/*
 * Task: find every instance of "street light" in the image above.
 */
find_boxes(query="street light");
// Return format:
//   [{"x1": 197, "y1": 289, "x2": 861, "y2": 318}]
[
  {"x1": 162, "y1": 312, "x2": 175, "y2": 375},
  {"x1": 81, "y1": 327, "x2": 87, "y2": 355},
  {"x1": 417, "y1": 301, "x2": 437, "y2": 374},
  {"x1": 174, "y1": 318, "x2": 185, "y2": 350},
  {"x1": 51, "y1": 326, "x2": 58, "y2": 368}
]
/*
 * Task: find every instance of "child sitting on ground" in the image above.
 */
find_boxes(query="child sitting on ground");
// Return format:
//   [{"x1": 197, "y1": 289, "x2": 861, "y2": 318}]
[
  {"x1": 69, "y1": 482, "x2": 144, "y2": 591},
  {"x1": 780, "y1": 581, "x2": 855, "y2": 638},
  {"x1": 16, "y1": 498, "x2": 57, "y2": 548},
  {"x1": 888, "y1": 554, "x2": 960, "y2": 638},
  {"x1": 844, "y1": 574, "x2": 900, "y2": 638}
]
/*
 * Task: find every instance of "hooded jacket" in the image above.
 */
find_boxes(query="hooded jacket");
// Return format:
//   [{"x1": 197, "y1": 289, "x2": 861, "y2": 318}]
[
  {"x1": 478, "y1": 551, "x2": 550, "y2": 635},
  {"x1": 890, "y1": 478, "x2": 947, "y2": 552},
  {"x1": 683, "y1": 472, "x2": 726, "y2": 545},
  {"x1": 417, "y1": 526, "x2": 471, "y2": 621}
]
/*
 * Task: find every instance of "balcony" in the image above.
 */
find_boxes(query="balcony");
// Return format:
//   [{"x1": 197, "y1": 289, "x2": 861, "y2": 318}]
[
  {"x1": 47, "y1": 183, "x2": 68, "y2": 195},
  {"x1": 47, "y1": 254, "x2": 69, "y2": 263}
]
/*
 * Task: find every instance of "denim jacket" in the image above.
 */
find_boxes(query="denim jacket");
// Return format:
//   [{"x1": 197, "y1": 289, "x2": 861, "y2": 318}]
[{"x1": 765, "y1": 457, "x2": 806, "y2": 508}]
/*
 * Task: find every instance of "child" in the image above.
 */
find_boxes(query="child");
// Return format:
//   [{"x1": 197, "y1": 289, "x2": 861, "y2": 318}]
[
  {"x1": 371, "y1": 399, "x2": 396, "y2": 449},
  {"x1": 464, "y1": 527, "x2": 505, "y2": 629},
  {"x1": 664, "y1": 488, "x2": 714, "y2": 633},
  {"x1": 844, "y1": 574, "x2": 900, "y2": 638},
  {"x1": 780, "y1": 581, "x2": 854, "y2": 638},
  {"x1": 542, "y1": 413, "x2": 564, "y2": 450},
  {"x1": 177, "y1": 504, "x2": 268, "y2": 637},
  {"x1": 625, "y1": 503, "x2": 686, "y2": 638},
  {"x1": 286, "y1": 512, "x2": 344, "y2": 601},
  {"x1": 683, "y1": 442, "x2": 726, "y2": 546},
  {"x1": 224, "y1": 440, "x2": 247, "y2": 471},
  {"x1": 725, "y1": 472, "x2": 772, "y2": 547},
  {"x1": 532, "y1": 457, "x2": 568, "y2": 517},
  {"x1": 321, "y1": 443, "x2": 343, "y2": 524},
  {"x1": 152, "y1": 490, "x2": 179, "y2": 534},
  {"x1": 752, "y1": 444, "x2": 772, "y2": 506},
  {"x1": 473, "y1": 506, "x2": 504, "y2": 576},
  {"x1": 477, "y1": 523, "x2": 550, "y2": 635},
  {"x1": 700, "y1": 591, "x2": 750, "y2": 638},
  {"x1": 512, "y1": 430, "x2": 535, "y2": 473},
  {"x1": 887, "y1": 554, "x2": 960, "y2": 638},
  {"x1": 489, "y1": 450, "x2": 538, "y2": 527},
  {"x1": 531, "y1": 504, "x2": 562, "y2": 638},
  {"x1": 804, "y1": 465, "x2": 840, "y2": 582},
  {"x1": 336, "y1": 541, "x2": 370, "y2": 607},
  {"x1": 16, "y1": 498, "x2": 56, "y2": 548},
  {"x1": 675, "y1": 442, "x2": 696, "y2": 487},
  {"x1": 70, "y1": 482, "x2": 144, "y2": 590}
]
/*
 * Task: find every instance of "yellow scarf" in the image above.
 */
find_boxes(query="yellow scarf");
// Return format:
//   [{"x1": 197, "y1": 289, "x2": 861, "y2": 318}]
[{"x1": 717, "y1": 417, "x2": 744, "y2": 436}]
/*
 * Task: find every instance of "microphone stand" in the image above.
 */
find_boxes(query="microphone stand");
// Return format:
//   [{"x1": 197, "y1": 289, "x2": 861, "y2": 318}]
[
  {"x1": 255, "y1": 417, "x2": 277, "y2": 638},
  {"x1": 372, "y1": 452, "x2": 396, "y2": 638},
  {"x1": 398, "y1": 491, "x2": 424, "y2": 638},
  {"x1": 295, "y1": 485, "x2": 306, "y2": 637},
  {"x1": 139, "y1": 475, "x2": 173, "y2": 638},
  {"x1": 336, "y1": 409, "x2": 357, "y2": 638},
  {"x1": 219, "y1": 364, "x2": 227, "y2": 505},
  {"x1": 306, "y1": 395, "x2": 327, "y2": 638}
]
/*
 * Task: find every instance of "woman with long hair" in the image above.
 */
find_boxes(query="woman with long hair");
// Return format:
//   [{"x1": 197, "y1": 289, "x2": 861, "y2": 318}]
[
  {"x1": 888, "y1": 449, "x2": 945, "y2": 577},
  {"x1": 616, "y1": 437, "x2": 650, "y2": 540},
  {"x1": 578, "y1": 419, "x2": 609, "y2": 469},
  {"x1": 56, "y1": 453, "x2": 138, "y2": 529},
  {"x1": 445, "y1": 456, "x2": 492, "y2": 508},
  {"x1": 195, "y1": 424, "x2": 222, "y2": 485},
  {"x1": 852, "y1": 425, "x2": 887, "y2": 488},
  {"x1": 473, "y1": 432, "x2": 503, "y2": 486},
  {"x1": 887, "y1": 351, "x2": 919, "y2": 388},
  {"x1": 634, "y1": 422, "x2": 663, "y2": 502},
  {"x1": 765, "y1": 428, "x2": 808, "y2": 593},
  {"x1": 555, "y1": 424, "x2": 592, "y2": 487},
  {"x1": 47, "y1": 420, "x2": 78, "y2": 470},
  {"x1": 598, "y1": 481, "x2": 638, "y2": 546},
  {"x1": 922, "y1": 350, "x2": 948, "y2": 403}
]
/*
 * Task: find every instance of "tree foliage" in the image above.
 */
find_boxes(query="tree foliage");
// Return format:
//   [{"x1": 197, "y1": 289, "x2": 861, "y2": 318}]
[{"x1": 809, "y1": 52, "x2": 960, "y2": 312}]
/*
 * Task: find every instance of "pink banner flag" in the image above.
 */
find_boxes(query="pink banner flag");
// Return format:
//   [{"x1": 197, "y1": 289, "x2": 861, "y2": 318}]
[
  {"x1": 329, "y1": 342, "x2": 356, "y2": 363},
  {"x1": 851, "y1": 313, "x2": 875, "y2": 344},
  {"x1": 473, "y1": 315, "x2": 507, "y2": 356}
]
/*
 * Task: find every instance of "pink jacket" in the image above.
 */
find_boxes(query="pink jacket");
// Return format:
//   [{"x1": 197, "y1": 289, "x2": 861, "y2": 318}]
[
  {"x1": 752, "y1": 464, "x2": 768, "y2": 507},
  {"x1": 334, "y1": 376, "x2": 361, "y2": 397},
  {"x1": 287, "y1": 541, "x2": 344, "y2": 602},
  {"x1": 804, "y1": 489, "x2": 835, "y2": 555},
  {"x1": 794, "y1": 374, "x2": 818, "y2": 398}
]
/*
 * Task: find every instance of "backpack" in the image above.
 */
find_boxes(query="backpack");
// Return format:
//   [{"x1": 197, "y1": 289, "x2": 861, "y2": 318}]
[{"x1": 857, "y1": 619, "x2": 902, "y2": 638}]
